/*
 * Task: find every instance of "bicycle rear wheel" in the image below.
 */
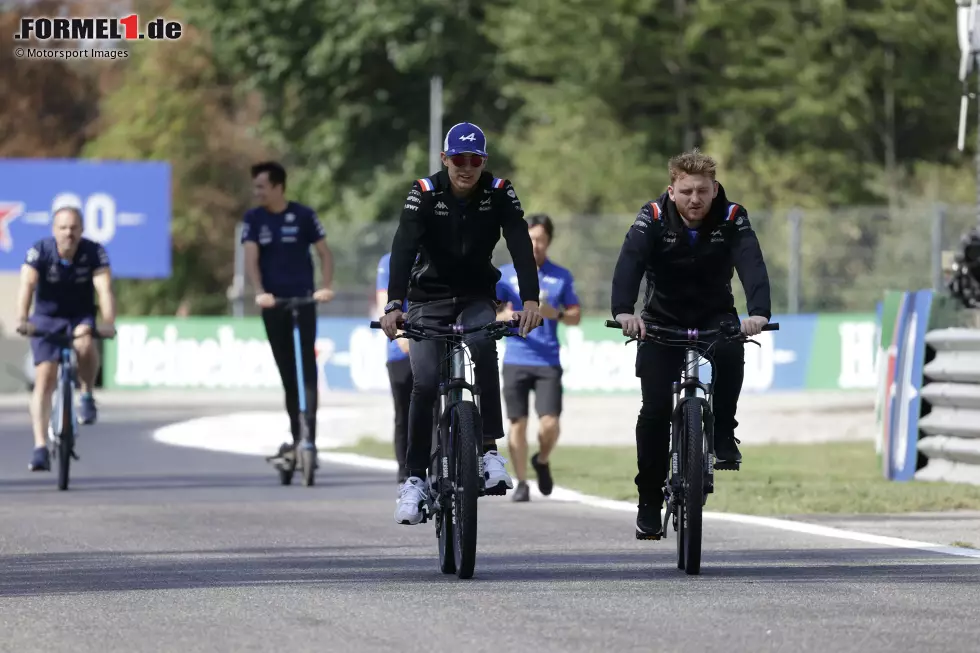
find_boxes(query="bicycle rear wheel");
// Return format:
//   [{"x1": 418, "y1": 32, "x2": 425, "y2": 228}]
[
  {"x1": 451, "y1": 401, "x2": 482, "y2": 579},
  {"x1": 681, "y1": 401, "x2": 704, "y2": 575}
]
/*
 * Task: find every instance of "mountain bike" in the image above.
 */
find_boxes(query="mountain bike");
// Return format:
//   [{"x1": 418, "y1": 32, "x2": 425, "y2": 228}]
[
  {"x1": 371, "y1": 316, "x2": 519, "y2": 579},
  {"x1": 605, "y1": 318, "x2": 779, "y2": 575},
  {"x1": 19, "y1": 326, "x2": 115, "y2": 491},
  {"x1": 265, "y1": 296, "x2": 319, "y2": 487}
]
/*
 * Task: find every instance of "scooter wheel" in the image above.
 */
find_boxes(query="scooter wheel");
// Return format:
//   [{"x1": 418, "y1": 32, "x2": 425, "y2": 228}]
[{"x1": 300, "y1": 447, "x2": 316, "y2": 487}]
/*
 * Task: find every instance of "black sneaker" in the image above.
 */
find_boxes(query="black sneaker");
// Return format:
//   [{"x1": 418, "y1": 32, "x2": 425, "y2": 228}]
[
  {"x1": 635, "y1": 503, "x2": 663, "y2": 540},
  {"x1": 512, "y1": 481, "x2": 530, "y2": 502},
  {"x1": 28, "y1": 446, "x2": 50, "y2": 472},
  {"x1": 715, "y1": 435, "x2": 742, "y2": 469},
  {"x1": 531, "y1": 452, "x2": 554, "y2": 496}
]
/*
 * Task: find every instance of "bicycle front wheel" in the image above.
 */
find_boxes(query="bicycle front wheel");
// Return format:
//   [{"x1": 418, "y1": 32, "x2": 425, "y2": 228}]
[
  {"x1": 57, "y1": 379, "x2": 73, "y2": 491},
  {"x1": 451, "y1": 401, "x2": 482, "y2": 580},
  {"x1": 681, "y1": 401, "x2": 704, "y2": 575}
]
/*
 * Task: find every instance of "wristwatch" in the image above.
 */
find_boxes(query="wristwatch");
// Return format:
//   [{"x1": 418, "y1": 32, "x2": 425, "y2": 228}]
[{"x1": 383, "y1": 300, "x2": 403, "y2": 314}]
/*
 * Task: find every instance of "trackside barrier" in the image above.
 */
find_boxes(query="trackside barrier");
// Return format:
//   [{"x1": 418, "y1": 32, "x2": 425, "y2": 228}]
[{"x1": 915, "y1": 328, "x2": 980, "y2": 484}]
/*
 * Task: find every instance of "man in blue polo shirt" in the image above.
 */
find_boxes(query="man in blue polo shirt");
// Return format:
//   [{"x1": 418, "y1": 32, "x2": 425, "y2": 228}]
[
  {"x1": 242, "y1": 161, "x2": 335, "y2": 457},
  {"x1": 15, "y1": 206, "x2": 117, "y2": 472},
  {"x1": 496, "y1": 214, "x2": 581, "y2": 502},
  {"x1": 376, "y1": 251, "x2": 411, "y2": 484}
]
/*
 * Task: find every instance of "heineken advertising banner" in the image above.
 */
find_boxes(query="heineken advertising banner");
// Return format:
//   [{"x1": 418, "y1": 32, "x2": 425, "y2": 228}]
[{"x1": 103, "y1": 313, "x2": 879, "y2": 393}]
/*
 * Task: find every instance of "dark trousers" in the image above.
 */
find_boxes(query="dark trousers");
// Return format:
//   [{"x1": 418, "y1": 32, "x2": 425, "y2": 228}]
[
  {"x1": 261, "y1": 304, "x2": 318, "y2": 444},
  {"x1": 405, "y1": 296, "x2": 504, "y2": 479},
  {"x1": 386, "y1": 357, "x2": 413, "y2": 476},
  {"x1": 634, "y1": 314, "x2": 745, "y2": 505}
]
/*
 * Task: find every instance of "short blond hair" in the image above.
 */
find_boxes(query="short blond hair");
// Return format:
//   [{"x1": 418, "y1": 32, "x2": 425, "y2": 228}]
[{"x1": 668, "y1": 148, "x2": 717, "y2": 183}]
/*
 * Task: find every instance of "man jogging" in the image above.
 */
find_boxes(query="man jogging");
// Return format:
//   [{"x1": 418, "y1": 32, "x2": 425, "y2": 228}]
[{"x1": 496, "y1": 214, "x2": 581, "y2": 502}]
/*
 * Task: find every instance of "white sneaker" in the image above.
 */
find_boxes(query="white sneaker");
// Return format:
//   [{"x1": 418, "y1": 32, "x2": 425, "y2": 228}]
[
  {"x1": 394, "y1": 477, "x2": 428, "y2": 525},
  {"x1": 483, "y1": 451, "x2": 514, "y2": 496}
]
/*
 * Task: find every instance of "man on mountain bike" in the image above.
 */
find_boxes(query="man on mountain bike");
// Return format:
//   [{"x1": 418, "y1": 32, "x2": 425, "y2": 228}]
[
  {"x1": 610, "y1": 149, "x2": 772, "y2": 540},
  {"x1": 379, "y1": 121, "x2": 544, "y2": 525},
  {"x1": 15, "y1": 206, "x2": 117, "y2": 472}
]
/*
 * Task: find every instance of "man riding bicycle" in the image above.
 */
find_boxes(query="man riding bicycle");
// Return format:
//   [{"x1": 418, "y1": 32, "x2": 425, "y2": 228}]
[
  {"x1": 379, "y1": 121, "x2": 544, "y2": 525},
  {"x1": 14, "y1": 206, "x2": 117, "y2": 472},
  {"x1": 610, "y1": 149, "x2": 772, "y2": 540}
]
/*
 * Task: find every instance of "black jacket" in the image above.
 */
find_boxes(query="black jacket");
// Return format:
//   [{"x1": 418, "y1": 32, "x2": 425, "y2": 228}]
[
  {"x1": 610, "y1": 184, "x2": 771, "y2": 326},
  {"x1": 387, "y1": 170, "x2": 539, "y2": 305}
]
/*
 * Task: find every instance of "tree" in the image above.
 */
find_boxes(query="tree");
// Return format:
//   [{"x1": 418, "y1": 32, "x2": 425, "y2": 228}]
[
  {"x1": 85, "y1": 0, "x2": 274, "y2": 315},
  {"x1": 0, "y1": 1, "x2": 103, "y2": 158},
  {"x1": 187, "y1": 0, "x2": 516, "y2": 226}
]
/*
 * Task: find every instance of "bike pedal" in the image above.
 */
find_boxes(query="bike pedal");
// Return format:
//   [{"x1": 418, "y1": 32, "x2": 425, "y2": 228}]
[
  {"x1": 636, "y1": 531, "x2": 662, "y2": 541},
  {"x1": 715, "y1": 461, "x2": 740, "y2": 471},
  {"x1": 482, "y1": 482, "x2": 509, "y2": 497}
]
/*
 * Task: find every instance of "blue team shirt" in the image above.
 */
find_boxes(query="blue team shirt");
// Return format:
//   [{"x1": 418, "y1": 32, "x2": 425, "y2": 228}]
[
  {"x1": 496, "y1": 260, "x2": 580, "y2": 367},
  {"x1": 240, "y1": 202, "x2": 326, "y2": 297},
  {"x1": 25, "y1": 237, "x2": 109, "y2": 319},
  {"x1": 376, "y1": 253, "x2": 409, "y2": 362}
]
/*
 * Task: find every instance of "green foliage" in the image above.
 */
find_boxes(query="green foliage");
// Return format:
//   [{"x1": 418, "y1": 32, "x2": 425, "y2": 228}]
[
  {"x1": 84, "y1": 1, "x2": 272, "y2": 315},
  {"x1": 28, "y1": 0, "x2": 977, "y2": 313}
]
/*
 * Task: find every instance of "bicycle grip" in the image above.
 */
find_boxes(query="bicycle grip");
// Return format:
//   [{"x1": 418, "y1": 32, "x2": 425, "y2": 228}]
[
  {"x1": 604, "y1": 320, "x2": 621, "y2": 329},
  {"x1": 763, "y1": 322, "x2": 779, "y2": 331},
  {"x1": 370, "y1": 321, "x2": 381, "y2": 329}
]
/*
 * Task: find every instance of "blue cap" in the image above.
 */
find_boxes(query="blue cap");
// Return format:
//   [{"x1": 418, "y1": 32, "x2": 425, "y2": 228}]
[{"x1": 443, "y1": 122, "x2": 488, "y2": 156}]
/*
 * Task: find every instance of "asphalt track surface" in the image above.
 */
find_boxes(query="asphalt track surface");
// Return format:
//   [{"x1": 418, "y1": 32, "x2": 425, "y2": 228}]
[{"x1": 0, "y1": 401, "x2": 978, "y2": 653}]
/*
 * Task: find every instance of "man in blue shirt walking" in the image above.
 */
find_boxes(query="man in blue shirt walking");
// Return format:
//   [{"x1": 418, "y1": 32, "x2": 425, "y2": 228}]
[
  {"x1": 496, "y1": 214, "x2": 581, "y2": 501},
  {"x1": 241, "y1": 161, "x2": 335, "y2": 456},
  {"x1": 376, "y1": 252, "x2": 412, "y2": 484}
]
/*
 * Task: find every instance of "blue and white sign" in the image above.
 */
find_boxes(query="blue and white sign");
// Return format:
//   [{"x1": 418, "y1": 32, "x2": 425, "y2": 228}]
[
  {"x1": 0, "y1": 159, "x2": 171, "y2": 278},
  {"x1": 884, "y1": 290, "x2": 934, "y2": 481}
]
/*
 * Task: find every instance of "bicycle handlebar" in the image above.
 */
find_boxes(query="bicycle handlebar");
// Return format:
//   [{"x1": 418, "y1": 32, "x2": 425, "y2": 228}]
[
  {"x1": 273, "y1": 296, "x2": 319, "y2": 308},
  {"x1": 369, "y1": 318, "x2": 520, "y2": 338},
  {"x1": 19, "y1": 328, "x2": 115, "y2": 341},
  {"x1": 603, "y1": 319, "x2": 779, "y2": 341}
]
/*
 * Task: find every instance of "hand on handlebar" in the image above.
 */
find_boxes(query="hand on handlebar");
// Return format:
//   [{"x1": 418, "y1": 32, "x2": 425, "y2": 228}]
[
  {"x1": 512, "y1": 301, "x2": 544, "y2": 338},
  {"x1": 615, "y1": 313, "x2": 646, "y2": 340},
  {"x1": 255, "y1": 293, "x2": 275, "y2": 309},
  {"x1": 97, "y1": 323, "x2": 117, "y2": 338},
  {"x1": 313, "y1": 288, "x2": 335, "y2": 303},
  {"x1": 741, "y1": 315, "x2": 769, "y2": 337},
  {"x1": 380, "y1": 309, "x2": 404, "y2": 340},
  {"x1": 15, "y1": 319, "x2": 33, "y2": 336}
]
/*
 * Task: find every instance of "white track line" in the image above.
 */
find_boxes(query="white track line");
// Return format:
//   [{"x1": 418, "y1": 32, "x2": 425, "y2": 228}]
[{"x1": 154, "y1": 420, "x2": 980, "y2": 561}]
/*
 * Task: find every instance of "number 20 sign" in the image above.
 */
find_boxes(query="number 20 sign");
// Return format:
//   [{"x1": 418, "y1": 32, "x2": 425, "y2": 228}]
[{"x1": 0, "y1": 160, "x2": 171, "y2": 278}]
